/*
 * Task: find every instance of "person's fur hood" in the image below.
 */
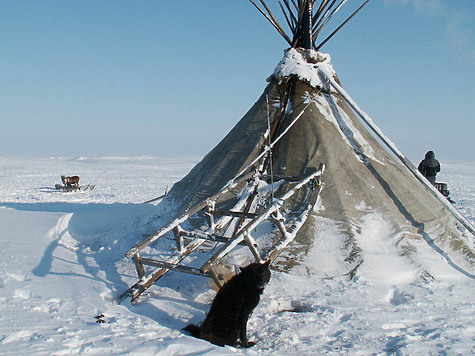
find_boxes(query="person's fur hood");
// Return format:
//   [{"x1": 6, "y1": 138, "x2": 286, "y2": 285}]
[
  {"x1": 425, "y1": 151, "x2": 435, "y2": 160},
  {"x1": 423, "y1": 151, "x2": 439, "y2": 167}
]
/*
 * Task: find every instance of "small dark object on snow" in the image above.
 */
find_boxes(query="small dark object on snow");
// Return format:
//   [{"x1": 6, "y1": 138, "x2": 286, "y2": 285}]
[
  {"x1": 95, "y1": 313, "x2": 106, "y2": 323},
  {"x1": 183, "y1": 260, "x2": 271, "y2": 348}
]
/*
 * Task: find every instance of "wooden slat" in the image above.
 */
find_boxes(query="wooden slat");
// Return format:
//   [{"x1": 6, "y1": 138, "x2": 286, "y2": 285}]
[
  {"x1": 268, "y1": 168, "x2": 324, "y2": 264},
  {"x1": 118, "y1": 238, "x2": 208, "y2": 303},
  {"x1": 244, "y1": 233, "x2": 263, "y2": 262},
  {"x1": 204, "y1": 202, "x2": 215, "y2": 231},
  {"x1": 140, "y1": 258, "x2": 208, "y2": 277},
  {"x1": 177, "y1": 229, "x2": 249, "y2": 246},
  {"x1": 201, "y1": 169, "x2": 324, "y2": 273},
  {"x1": 173, "y1": 225, "x2": 184, "y2": 252},
  {"x1": 209, "y1": 268, "x2": 224, "y2": 289},
  {"x1": 201, "y1": 200, "x2": 281, "y2": 273},
  {"x1": 212, "y1": 209, "x2": 258, "y2": 219},
  {"x1": 132, "y1": 253, "x2": 145, "y2": 280}
]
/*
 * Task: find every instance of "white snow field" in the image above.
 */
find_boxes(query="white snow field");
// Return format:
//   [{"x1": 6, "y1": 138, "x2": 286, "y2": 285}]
[{"x1": 0, "y1": 156, "x2": 473, "y2": 355}]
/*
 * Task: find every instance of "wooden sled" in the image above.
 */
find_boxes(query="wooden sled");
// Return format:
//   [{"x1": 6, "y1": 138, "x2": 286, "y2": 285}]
[
  {"x1": 435, "y1": 182, "x2": 449, "y2": 197},
  {"x1": 118, "y1": 164, "x2": 325, "y2": 303},
  {"x1": 55, "y1": 183, "x2": 95, "y2": 192},
  {"x1": 435, "y1": 182, "x2": 454, "y2": 203}
]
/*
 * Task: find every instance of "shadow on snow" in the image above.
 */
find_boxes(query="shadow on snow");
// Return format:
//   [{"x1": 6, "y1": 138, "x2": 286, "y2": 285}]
[{"x1": 0, "y1": 200, "x2": 211, "y2": 330}]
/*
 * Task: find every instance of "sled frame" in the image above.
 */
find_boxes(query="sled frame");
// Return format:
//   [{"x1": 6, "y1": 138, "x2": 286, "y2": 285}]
[
  {"x1": 55, "y1": 184, "x2": 95, "y2": 192},
  {"x1": 118, "y1": 164, "x2": 325, "y2": 303}
]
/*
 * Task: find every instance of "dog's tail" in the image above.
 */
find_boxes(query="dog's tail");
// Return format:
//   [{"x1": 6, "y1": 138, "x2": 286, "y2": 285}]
[{"x1": 182, "y1": 324, "x2": 201, "y2": 338}]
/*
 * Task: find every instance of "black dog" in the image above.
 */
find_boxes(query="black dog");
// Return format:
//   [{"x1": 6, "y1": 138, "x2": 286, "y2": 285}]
[{"x1": 183, "y1": 260, "x2": 271, "y2": 348}]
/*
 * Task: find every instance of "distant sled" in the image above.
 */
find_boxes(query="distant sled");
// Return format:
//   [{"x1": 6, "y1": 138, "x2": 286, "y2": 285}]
[{"x1": 55, "y1": 175, "x2": 95, "y2": 192}]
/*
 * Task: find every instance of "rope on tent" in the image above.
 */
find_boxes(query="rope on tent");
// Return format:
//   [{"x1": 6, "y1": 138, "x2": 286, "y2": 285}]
[
  {"x1": 266, "y1": 94, "x2": 275, "y2": 202},
  {"x1": 226, "y1": 100, "x2": 311, "y2": 190},
  {"x1": 226, "y1": 75, "x2": 331, "y2": 192}
]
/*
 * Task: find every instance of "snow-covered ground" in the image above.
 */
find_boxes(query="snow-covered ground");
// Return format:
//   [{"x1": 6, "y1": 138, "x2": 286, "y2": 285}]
[{"x1": 0, "y1": 156, "x2": 473, "y2": 355}]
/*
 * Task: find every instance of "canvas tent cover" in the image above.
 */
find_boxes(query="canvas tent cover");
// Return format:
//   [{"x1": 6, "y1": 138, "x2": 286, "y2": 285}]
[{"x1": 160, "y1": 48, "x2": 473, "y2": 277}]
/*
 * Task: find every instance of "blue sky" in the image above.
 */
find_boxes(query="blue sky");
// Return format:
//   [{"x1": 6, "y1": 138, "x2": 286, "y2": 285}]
[{"x1": 1, "y1": 1, "x2": 473, "y2": 160}]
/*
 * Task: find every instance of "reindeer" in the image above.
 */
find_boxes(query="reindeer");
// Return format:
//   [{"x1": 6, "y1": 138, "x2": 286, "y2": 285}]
[{"x1": 61, "y1": 175, "x2": 80, "y2": 187}]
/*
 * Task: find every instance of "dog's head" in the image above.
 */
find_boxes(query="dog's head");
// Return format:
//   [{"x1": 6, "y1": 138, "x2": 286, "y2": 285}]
[{"x1": 238, "y1": 260, "x2": 271, "y2": 291}]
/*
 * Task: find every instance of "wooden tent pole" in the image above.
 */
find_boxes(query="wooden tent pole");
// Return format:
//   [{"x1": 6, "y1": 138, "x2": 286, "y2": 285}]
[
  {"x1": 313, "y1": 0, "x2": 333, "y2": 30},
  {"x1": 302, "y1": 0, "x2": 313, "y2": 49},
  {"x1": 279, "y1": 2, "x2": 295, "y2": 33},
  {"x1": 281, "y1": 0, "x2": 298, "y2": 29},
  {"x1": 316, "y1": 0, "x2": 371, "y2": 50},
  {"x1": 249, "y1": 0, "x2": 292, "y2": 45},
  {"x1": 312, "y1": 0, "x2": 345, "y2": 41}
]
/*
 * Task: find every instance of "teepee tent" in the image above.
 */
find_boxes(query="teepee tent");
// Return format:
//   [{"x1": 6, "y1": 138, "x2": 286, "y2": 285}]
[{"x1": 121, "y1": 0, "x2": 474, "y2": 301}]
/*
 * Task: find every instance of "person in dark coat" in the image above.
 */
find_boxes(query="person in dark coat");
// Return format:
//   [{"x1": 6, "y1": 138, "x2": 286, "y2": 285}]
[{"x1": 418, "y1": 150, "x2": 440, "y2": 185}]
